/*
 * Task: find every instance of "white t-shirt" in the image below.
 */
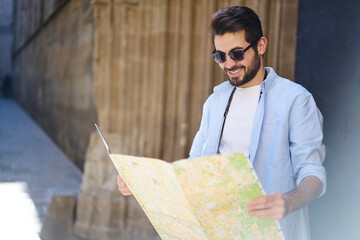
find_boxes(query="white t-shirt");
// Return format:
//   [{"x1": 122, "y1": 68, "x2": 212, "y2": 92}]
[{"x1": 219, "y1": 85, "x2": 261, "y2": 157}]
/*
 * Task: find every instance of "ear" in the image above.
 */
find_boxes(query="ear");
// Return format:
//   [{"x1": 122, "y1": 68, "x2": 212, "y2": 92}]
[{"x1": 258, "y1": 36, "x2": 267, "y2": 55}]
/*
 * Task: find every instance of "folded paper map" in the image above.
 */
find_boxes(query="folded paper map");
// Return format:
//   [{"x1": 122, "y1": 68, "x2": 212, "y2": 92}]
[{"x1": 95, "y1": 124, "x2": 284, "y2": 240}]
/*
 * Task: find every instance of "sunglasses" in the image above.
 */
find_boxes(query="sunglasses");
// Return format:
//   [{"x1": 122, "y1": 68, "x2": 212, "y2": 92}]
[{"x1": 211, "y1": 41, "x2": 258, "y2": 64}]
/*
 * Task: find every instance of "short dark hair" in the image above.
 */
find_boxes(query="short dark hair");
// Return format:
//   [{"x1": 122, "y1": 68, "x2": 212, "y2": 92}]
[{"x1": 210, "y1": 6, "x2": 263, "y2": 46}]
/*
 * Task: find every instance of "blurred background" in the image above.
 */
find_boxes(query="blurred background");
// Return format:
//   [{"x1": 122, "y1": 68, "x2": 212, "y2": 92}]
[{"x1": 0, "y1": 0, "x2": 359, "y2": 239}]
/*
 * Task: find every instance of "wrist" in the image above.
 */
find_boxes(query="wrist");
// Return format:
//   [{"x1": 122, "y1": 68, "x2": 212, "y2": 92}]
[{"x1": 282, "y1": 193, "x2": 292, "y2": 215}]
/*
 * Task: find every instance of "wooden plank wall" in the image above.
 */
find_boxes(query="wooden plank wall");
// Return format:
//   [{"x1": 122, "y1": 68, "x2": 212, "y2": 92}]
[{"x1": 92, "y1": 0, "x2": 298, "y2": 162}]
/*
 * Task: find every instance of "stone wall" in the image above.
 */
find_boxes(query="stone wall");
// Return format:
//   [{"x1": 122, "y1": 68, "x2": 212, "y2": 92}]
[
  {"x1": 12, "y1": 0, "x2": 299, "y2": 239},
  {"x1": 0, "y1": 0, "x2": 13, "y2": 79},
  {"x1": 12, "y1": 0, "x2": 97, "y2": 169}
]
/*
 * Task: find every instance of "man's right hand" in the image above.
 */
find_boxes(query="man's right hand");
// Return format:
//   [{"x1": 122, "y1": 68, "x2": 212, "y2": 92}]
[{"x1": 117, "y1": 174, "x2": 133, "y2": 196}]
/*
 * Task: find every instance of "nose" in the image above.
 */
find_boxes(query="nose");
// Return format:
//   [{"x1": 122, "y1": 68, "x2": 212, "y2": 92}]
[{"x1": 224, "y1": 55, "x2": 236, "y2": 69}]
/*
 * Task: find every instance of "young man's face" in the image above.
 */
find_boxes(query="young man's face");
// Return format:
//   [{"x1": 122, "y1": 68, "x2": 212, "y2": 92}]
[{"x1": 214, "y1": 30, "x2": 261, "y2": 87}]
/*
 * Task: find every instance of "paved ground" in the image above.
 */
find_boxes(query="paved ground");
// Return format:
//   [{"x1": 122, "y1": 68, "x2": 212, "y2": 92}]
[{"x1": 0, "y1": 98, "x2": 82, "y2": 239}]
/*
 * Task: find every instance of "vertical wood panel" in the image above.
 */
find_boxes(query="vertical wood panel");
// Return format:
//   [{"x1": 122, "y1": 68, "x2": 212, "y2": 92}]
[
  {"x1": 92, "y1": 0, "x2": 112, "y2": 132},
  {"x1": 143, "y1": 0, "x2": 155, "y2": 157},
  {"x1": 173, "y1": 0, "x2": 193, "y2": 160},
  {"x1": 188, "y1": 0, "x2": 217, "y2": 147},
  {"x1": 112, "y1": 2, "x2": 140, "y2": 154},
  {"x1": 128, "y1": 3, "x2": 141, "y2": 156},
  {"x1": 277, "y1": 0, "x2": 298, "y2": 80},
  {"x1": 265, "y1": 0, "x2": 282, "y2": 72},
  {"x1": 132, "y1": 1, "x2": 144, "y2": 156},
  {"x1": 137, "y1": 1, "x2": 147, "y2": 156},
  {"x1": 111, "y1": 2, "x2": 124, "y2": 136},
  {"x1": 124, "y1": 5, "x2": 136, "y2": 154},
  {"x1": 129, "y1": 0, "x2": 167, "y2": 158},
  {"x1": 138, "y1": 0, "x2": 152, "y2": 156},
  {"x1": 152, "y1": 0, "x2": 167, "y2": 157},
  {"x1": 162, "y1": 0, "x2": 181, "y2": 161},
  {"x1": 256, "y1": 0, "x2": 269, "y2": 43}
]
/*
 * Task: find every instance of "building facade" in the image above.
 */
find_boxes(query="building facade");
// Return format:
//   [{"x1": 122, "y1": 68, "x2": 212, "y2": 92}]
[{"x1": 12, "y1": 0, "x2": 299, "y2": 239}]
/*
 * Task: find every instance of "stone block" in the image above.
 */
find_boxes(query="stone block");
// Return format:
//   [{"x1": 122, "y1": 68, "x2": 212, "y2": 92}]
[
  {"x1": 40, "y1": 195, "x2": 76, "y2": 240},
  {"x1": 74, "y1": 190, "x2": 158, "y2": 240},
  {"x1": 124, "y1": 197, "x2": 158, "y2": 240},
  {"x1": 74, "y1": 190, "x2": 127, "y2": 240}
]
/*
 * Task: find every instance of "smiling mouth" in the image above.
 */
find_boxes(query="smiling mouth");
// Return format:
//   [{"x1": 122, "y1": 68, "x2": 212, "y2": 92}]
[
  {"x1": 228, "y1": 68, "x2": 241, "y2": 74},
  {"x1": 226, "y1": 66, "x2": 245, "y2": 76}
]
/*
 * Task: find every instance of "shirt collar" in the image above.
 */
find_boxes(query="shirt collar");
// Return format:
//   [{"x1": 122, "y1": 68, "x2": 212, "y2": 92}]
[
  {"x1": 213, "y1": 67, "x2": 279, "y2": 94},
  {"x1": 261, "y1": 67, "x2": 278, "y2": 93}
]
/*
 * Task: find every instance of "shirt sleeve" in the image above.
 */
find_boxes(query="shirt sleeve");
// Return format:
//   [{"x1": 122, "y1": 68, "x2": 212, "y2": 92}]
[
  {"x1": 189, "y1": 97, "x2": 211, "y2": 158},
  {"x1": 289, "y1": 93, "x2": 327, "y2": 197}
]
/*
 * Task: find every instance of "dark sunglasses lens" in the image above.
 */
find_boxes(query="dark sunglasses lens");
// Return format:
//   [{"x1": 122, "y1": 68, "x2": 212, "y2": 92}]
[
  {"x1": 212, "y1": 52, "x2": 226, "y2": 63},
  {"x1": 230, "y1": 51, "x2": 244, "y2": 61}
]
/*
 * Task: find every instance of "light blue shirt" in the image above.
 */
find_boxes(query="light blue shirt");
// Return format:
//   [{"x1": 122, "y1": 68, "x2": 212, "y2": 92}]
[{"x1": 189, "y1": 67, "x2": 326, "y2": 240}]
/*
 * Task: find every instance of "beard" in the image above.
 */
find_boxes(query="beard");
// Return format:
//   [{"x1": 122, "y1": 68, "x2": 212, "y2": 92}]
[{"x1": 225, "y1": 51, "x2": 261, "y2": 87}]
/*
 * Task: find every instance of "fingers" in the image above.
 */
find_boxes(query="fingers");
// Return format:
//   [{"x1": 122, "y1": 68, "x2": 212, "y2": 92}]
[
  {"x1": 247, "y1": 192, "x2": 282, "y2": 209},
  {"x1": 246, "y1": 192, "x2": 288, "y2": 220},
  {"x1": 117, "y1": 174, "x2": 133, "y2": 196}
]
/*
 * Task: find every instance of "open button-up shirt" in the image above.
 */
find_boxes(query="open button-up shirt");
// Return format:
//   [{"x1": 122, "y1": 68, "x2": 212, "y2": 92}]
[{"x1": 189, "y1": 67, "x2": 326, "y2": 240}]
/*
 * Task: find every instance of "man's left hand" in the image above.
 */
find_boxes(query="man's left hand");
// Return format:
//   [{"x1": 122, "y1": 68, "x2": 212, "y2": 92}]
[{"x1": 246, "y1": 192, "x2": 289, "y2": 220}]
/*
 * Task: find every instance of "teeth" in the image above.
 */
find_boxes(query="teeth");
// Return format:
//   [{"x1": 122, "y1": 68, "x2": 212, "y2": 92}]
[{"x1": 229, "y1": 69, "x2": 240, "y2": 74}]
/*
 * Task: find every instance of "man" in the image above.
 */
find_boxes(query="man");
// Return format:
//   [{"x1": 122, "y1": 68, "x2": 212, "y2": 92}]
[{"x1": 118, "y1": 6, "x2": 326, "y2": 240}]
